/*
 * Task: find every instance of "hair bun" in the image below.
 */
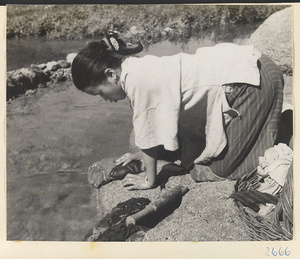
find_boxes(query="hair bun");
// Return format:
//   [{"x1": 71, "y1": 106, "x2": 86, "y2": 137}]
[{"x1": 104, "y1": 30, "x2": 143, "y2": 56}]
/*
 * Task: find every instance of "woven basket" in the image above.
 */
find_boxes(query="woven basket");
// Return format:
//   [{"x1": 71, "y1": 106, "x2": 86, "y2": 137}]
[{"x1": 234, "y1": 164, "x2": 293, "y2": 241}]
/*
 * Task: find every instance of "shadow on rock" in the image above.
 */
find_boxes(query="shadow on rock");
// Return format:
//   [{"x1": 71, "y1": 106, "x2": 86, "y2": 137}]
[{"x1": 157, "y1": 163, "x2": 189, "y2": 189}]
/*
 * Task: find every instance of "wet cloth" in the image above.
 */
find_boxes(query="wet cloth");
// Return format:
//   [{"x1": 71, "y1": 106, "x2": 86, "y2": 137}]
[
  {"x1": 121, "y1": 43, "x2": 261, "y2": 169},
  {"x1": 88, "y1": 158, "x2": 143, "y2": 188},
  {"x1": 87, "y1": 197, "x2": 150, "y2": 241}
]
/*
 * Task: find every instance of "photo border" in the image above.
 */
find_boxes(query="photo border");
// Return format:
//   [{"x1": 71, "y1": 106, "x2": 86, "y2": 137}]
[{"x1": 1, "y1": 2, "x2": 299, "y2": 258}]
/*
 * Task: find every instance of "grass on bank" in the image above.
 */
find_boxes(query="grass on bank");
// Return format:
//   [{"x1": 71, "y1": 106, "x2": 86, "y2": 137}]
[{"x1": 7, "y1": 5, "x2": 287, "y2": 45}]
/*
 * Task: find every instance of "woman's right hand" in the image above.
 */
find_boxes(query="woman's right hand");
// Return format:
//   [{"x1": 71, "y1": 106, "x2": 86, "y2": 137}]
[
  {"x1": 114, "y1": 151, "x2": 144, "y2": 168},
  {"x1": 122, "y1": 172, "x2": 156, "y2": 190}
]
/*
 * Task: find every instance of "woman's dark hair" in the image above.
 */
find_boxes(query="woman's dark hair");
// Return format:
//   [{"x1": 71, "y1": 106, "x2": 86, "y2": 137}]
[{"x1": 71, "y1": 41, "x2": 122, "y2": 91}]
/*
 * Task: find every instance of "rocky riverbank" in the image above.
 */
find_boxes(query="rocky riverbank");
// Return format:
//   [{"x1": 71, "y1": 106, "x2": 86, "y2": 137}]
[{"x1": 6, "y1": 54, "x2": 76, "y2": 100}]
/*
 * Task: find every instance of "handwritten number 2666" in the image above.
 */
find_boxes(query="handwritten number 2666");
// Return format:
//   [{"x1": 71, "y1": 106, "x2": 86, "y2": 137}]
[{"x1": 266, "y1": 247, "x2": 291, "y2": 256}]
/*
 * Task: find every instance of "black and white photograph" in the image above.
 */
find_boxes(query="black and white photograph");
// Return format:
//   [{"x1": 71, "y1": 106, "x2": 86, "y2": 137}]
[{"x1": 1, "y1": 2, "x2": 298, "y2": 258}]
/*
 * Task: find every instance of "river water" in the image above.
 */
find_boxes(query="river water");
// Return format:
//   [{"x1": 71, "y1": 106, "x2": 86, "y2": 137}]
[{"x1": 6, "y1": 23, "x2": 261, "y2": 71}]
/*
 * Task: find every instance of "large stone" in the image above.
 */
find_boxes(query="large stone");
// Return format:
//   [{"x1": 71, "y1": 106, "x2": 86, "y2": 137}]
[
  {"x1": 66, "y1": 53, "x2": 77, "y2": 64},
  {"x1": 57, "y1": 60, "x2": 70, "y2": 68},
  {"x1": 247, "y1": 7, "x2": 292, "y2": 75},
  {"x1": 46, "y1": 61, "x2": 60, "y2": 71},
  {"x1": 6, "y1": 67, "x2": 50, "y2": 100},
  {"x1": 94, "y1": 167, "x2": 249, "y2": 241}
]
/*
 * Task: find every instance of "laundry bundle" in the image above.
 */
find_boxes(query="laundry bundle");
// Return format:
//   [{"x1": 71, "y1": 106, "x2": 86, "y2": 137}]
[
  {"x1": 231, "y1": 144, "x2": 292, "y2": 217},
  {"x1": 256, "y1": 143, "x2": 293, "y2": 195},
  {"x1": 231, "y1": 143, "x2": 293, "y2": 241}
]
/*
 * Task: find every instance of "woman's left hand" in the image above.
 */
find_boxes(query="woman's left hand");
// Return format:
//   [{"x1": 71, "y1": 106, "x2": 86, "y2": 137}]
[{"x1": 121, "y1": 172, "x2": 156, "y2": 190}]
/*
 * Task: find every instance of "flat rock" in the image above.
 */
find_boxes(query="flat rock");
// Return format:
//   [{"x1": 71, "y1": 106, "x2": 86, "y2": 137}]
[{"x1": 95, "y1": 172, "x2": 250, "y2": 241}]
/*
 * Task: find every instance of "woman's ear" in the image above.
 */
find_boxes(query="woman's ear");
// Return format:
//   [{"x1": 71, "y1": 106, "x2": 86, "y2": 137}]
[{"x1": 104, "y1": 68, "x2": 115, "y2": 79}]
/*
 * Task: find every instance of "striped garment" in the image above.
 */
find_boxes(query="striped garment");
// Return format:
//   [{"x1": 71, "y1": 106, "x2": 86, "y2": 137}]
[
  {"x1": 229, "y1": 190, "x2": 279, "y2": 212},
  {"x1": 209, "y1": 54, "x2": 284, "y2": 179}
]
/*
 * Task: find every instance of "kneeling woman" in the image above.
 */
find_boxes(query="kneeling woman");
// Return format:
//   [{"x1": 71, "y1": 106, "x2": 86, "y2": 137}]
[{"x1": 71, "y1": 35, "x2": 283, "y2": 190}]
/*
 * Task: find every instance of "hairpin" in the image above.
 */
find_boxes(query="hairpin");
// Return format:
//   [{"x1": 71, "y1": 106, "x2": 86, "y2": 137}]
[{"x1": 104, "y1": 30, "x2": 143, "y2": 56}]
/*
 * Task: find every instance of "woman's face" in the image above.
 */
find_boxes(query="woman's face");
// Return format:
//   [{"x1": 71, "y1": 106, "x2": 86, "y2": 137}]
[{"x1": 84, "y1": 78, "x2": 126, "y2": 102}]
